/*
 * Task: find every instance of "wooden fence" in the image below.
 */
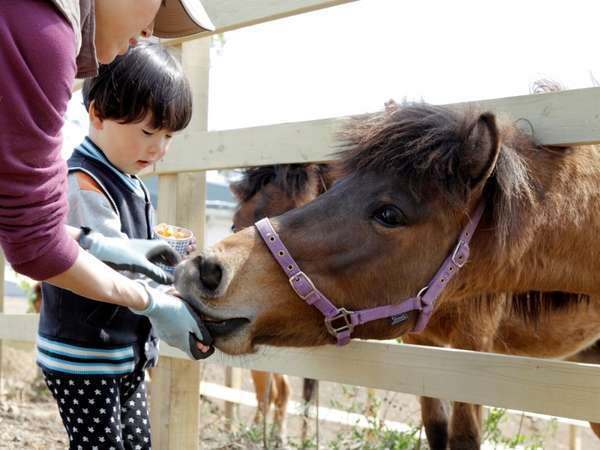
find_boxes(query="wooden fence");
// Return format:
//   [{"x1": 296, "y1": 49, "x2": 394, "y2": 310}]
[{"x1": 1, "y1": 1, "x2": 600, "y2": 448}]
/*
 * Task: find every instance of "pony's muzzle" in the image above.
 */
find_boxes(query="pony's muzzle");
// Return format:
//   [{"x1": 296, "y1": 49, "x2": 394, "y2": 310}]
[
  {"x1": 175, "y1": 253, "x2": 225, "y2": 298},
  {"x1": 196, "y1": 255, "x2": 223, "y2": 294}
]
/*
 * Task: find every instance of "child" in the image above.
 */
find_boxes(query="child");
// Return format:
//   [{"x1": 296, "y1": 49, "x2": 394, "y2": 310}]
[{"x1": 38, "y1": 43, "x2": 208, "y2": 450}]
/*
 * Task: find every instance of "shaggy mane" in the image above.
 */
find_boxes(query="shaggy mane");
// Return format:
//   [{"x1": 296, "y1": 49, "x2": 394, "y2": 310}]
[
  {"x1": 508, "y1": 291, "x2": 590, "y2": 323},
  {"x1": 471, "y1": 291, "x2": 590, "y2": 325},
  {"x1": 336, "y1": 101, "x2": 541, "y2": 251}
]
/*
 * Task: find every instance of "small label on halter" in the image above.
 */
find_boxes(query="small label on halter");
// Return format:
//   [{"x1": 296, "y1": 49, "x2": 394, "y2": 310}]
[{"x1": 390, "y1": 313, "x2": 408, "y2": 325}]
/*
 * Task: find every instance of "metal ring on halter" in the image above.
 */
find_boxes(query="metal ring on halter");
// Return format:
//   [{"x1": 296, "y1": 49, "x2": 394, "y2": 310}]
[{"x1": 416, "y1": 286, "x2": 429, "y2": 301}]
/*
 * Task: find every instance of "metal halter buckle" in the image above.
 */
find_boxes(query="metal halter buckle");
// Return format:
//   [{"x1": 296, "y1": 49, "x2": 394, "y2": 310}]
[
  {"x1": 451, "y1": 240, "x2": 467, "y2": 268},
  {"x1": 289, "y1": 272, "x2": 317, "y2": 301},
  {"x1": 324, "y1": 308, "x2": 354, "y2": 337}
]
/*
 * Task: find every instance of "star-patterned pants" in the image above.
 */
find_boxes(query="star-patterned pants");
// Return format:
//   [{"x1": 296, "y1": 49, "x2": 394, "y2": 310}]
[{"x1": 42, "y1": 369, "x2": 152, "y2": 450}]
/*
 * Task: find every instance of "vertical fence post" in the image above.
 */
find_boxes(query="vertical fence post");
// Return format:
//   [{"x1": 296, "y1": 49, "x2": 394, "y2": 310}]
[
  {"x1": 149, "y1": 37, "x2": 211, "y2": 449},
  {"x1": 225, "y1": 367, "x2": 243, "y2": 427}
]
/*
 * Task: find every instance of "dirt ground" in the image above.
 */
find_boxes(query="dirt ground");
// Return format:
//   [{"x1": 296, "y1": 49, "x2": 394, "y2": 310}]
[{"x1": 0, "y1": 298, "x2": 598, "y2": 449}]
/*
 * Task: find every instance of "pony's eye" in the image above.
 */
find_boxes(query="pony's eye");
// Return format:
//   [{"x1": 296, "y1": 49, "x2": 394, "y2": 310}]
[{"x1": 373, "y1": 205, "x2": 406, "y2": 228}]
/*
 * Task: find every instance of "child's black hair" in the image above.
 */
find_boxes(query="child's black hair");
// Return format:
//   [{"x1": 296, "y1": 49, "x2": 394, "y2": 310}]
[{"x1": 83, "y1": 43, "x2": 192, "y2": 131}]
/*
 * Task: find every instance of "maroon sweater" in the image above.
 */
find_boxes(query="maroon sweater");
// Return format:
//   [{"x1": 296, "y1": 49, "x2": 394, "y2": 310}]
[{"x1": 0, "y1": 1, "x2": 79, "y2": 279}]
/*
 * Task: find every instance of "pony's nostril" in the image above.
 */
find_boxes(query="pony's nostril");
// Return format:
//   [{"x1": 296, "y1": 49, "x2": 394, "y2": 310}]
[{"x1": 199, "y1": 258, "x2": 223, "y2": 292}]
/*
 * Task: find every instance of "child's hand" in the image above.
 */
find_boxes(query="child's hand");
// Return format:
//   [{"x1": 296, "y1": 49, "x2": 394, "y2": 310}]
[
  {"x1": 80, "y1": 229, "x2": 180, "y2": 284},
  {"x1": 186, "y1": 236, "x2": 197, "y2": 256}
]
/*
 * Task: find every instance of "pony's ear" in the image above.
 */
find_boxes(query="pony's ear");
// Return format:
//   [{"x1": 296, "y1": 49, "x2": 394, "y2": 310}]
[{"x1": 460, "y1": 112, "x2": 501, "y2": 190}]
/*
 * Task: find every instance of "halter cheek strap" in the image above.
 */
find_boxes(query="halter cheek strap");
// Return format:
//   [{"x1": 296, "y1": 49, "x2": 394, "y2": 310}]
[{"x1": 255, "y1": 202, "x2": 485, "y2": 345}]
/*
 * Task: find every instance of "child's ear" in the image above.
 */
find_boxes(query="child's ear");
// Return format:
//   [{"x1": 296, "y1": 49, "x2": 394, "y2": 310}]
[{"x1": 88, "y1": 101, "x2": 104, "y2": 130}]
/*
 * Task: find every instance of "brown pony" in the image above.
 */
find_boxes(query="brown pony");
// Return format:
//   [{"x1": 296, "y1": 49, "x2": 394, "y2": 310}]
[
  {"x1": 175, "y1": 101, "x2": 600, "y2": 447},
  {"x1": 229, "y1": 164, "x2": 332, "y2": 443},
  {"x1": 175, "y1": 99, "x2": 600, "y2": 348},
  {"x1": 228, "y1": 162, "x2": 600, "y2": 449}
]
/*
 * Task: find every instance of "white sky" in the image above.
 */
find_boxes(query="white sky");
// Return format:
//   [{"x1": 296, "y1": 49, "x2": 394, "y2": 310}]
[
  {"x1": 65, "y1": 0, "x2": 600, "y2": 148},
  {"x1": 208, "y1": 0, "x2": 600, "y2": 129}
]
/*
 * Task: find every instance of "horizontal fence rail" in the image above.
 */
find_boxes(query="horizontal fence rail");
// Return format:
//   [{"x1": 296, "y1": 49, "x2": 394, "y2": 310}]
[
  {"x1": 151, "y1": 87, "x2": 600, "y2": 174},
  {"x1": 3, "y1": 314, "x2": 599, "y2": 423}
]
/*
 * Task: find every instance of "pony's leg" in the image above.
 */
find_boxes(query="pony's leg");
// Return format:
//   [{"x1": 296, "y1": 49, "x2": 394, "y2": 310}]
[
  {"x1": 590, "y1": 422, "x2": 600, "y2": 439},
  {"x1": 567, "y1": 340, "x2": 600, "y2": 364},
  {"x1": 449, "y1": 403, "x2": 482, "y2": 450},
  {"x1": 404, "y1": 333, "x2": 449, "y2": 450},
  {"x1": 447, "y1": 299, "x2": 504, "y2": 450},
  {"x1": 570, "y1": 345, "x2": 600, "y2": 440},
  {"x1": 272, "y1": 374, "x2": 290, "y2": 443},
  {"x1": 301, "y1": 379, "x2": 317, "y2": 443},
  {"x1": 573, "y1": 346, "x2": 600, "y2": 439},
  {"x1": 251, "y1": 370, "x2": 274, "y2": 425},
  {"x1": 572, "y1": 345, "x2": 600, "y2": 440},
  {"x1": 420, "y1": 396, "x2": 450, "y2": 450}
]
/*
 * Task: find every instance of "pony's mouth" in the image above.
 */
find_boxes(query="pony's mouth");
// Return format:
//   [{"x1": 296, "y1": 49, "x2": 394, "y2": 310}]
[
  {"x1": 201, "y1": 316, "x2": 250, "y2": 337},
  {"x1": 177, "y1": 286, "x2": 252, "y2": 339}
]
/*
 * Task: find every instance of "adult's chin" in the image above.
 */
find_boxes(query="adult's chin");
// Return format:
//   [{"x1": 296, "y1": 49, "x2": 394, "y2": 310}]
[
  {"x1": 95, "y1": 47, "x2": 119, "y2": 65},
  {"x1": 94, "y1": 38, "x2": 128, "y2": 65}
]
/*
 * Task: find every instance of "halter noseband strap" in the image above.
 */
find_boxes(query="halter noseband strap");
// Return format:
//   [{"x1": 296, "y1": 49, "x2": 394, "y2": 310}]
[{"x1": 255, "y1": 202, "x2": 485, "y2": 345}]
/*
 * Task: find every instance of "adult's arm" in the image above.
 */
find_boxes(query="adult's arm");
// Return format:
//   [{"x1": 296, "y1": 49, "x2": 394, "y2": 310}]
[
  {"x1": 47, "y1": 246, "x2": 149, "y2": 310},
  {"x1": 0, "y1": 1, "x2": 79, "y2": 280}
]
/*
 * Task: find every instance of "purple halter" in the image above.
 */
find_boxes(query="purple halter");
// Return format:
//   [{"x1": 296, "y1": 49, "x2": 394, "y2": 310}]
[{"x1": 255, "y1": 202, "x2": 485, "y2": 345}]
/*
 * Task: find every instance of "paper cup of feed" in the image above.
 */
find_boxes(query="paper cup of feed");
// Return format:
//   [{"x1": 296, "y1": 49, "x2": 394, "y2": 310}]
[{"x1": 154, "y1": 223, "x2": 194, "y2": 273}]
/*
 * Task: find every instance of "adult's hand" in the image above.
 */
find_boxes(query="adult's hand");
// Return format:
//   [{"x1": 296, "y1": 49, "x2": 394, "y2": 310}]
[{"x1": 79, "y1": 228, "x2": 180, "y2": 284}]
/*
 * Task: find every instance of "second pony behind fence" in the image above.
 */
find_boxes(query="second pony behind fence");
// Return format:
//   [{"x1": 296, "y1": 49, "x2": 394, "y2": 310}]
[{"x1": 230, "y1": 164, "x2": 333, "y2": 443}]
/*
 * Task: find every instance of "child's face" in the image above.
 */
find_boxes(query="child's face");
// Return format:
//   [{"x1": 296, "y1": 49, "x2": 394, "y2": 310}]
[
  {"x1": 90, "y1": 112, "x2": 175, "y2": 175},
  {"x1": 95, "y1": 0, "x2": 162, "y2": 64}
]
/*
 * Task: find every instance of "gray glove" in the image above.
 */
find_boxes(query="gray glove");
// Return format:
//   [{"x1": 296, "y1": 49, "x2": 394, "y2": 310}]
[
  {"x1": 131, "y1": 283, "x2": 214, "y2": 360},
  {"x1": 79, "y1": 227, "x2": 180, "y2": 284}
]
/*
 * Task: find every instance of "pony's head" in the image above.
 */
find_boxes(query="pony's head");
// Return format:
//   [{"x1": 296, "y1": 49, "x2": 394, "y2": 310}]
[
  {"x1": 230, "y1": 164, "x2": 332, "y2": 232},
  {"x1": 176, "y1": 102, "x2": 541, "y2": 354}
]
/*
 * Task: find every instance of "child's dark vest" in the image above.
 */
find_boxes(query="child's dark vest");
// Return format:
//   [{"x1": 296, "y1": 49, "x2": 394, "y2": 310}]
[{"x1": 39, "y1": 149, "x2": 158, "y2": 371}]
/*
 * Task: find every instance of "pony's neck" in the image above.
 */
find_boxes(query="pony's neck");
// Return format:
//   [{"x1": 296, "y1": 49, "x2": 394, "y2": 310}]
[{"x1": 460, "y1": 144, "x2": 600, "y2": 297}]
